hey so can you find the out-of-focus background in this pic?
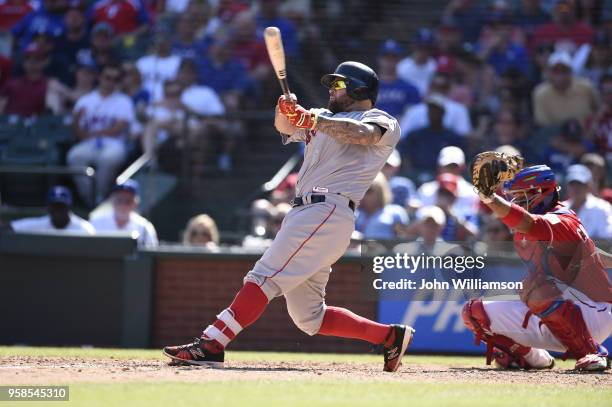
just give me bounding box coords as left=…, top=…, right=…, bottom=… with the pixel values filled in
left=0, top=0, right=610, bottom=354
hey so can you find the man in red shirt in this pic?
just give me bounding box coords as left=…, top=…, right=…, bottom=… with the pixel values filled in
left=0, top=0, right=34, bottom=31
left=90, top=0, right=150, bottom=36
left=463, top=165, right=611, bottom=371
left=231, top=11, right=271, bottom=82
left=0, top=43, right=48, bottom=117
left=532, top=0, right=594, bottom=52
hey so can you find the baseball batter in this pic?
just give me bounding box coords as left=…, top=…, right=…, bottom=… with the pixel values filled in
left=464, top=163, right=612, bottom=371
left=163, top=61, right=414, bottom=372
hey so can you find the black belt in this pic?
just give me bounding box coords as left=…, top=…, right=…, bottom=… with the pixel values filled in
left=290, top=194, right=355, bottom=211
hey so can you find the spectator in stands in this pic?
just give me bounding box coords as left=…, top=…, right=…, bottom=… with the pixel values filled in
left=182, top=213, right=220, bottom=250
left=400, top=94, right=464, bottom=175
left=563, top=164, right=612, bottom=239
left=494, top=67, right=531, bottom=117
left=434, top=173, right=478, bottom=241
left=416, top=146, right=479, bottom=222
left=188, top=0, right=219, bottom=42
left=381, top=149, right=416, bottom=208
left=587, top=73, right=612, bottom=160
left=0, top=43, right=48, bottom=117
left=514, top=0, right=551, bottom=41
left=68, top=63, right=135, bottom=205
left=90, top=0, right=150, bottom=37
left=10, top=186, right=95, bottom=235
left=533, top=51, right=600, bottom=127
left=29, top=27, right=68, bottom=84
left=256, top=0, right=299, bottom=57
left=11, top=0, right=66, bottom=51
left=90, top=180, right=158, bottom=247
left=196, top=35, right=253, bottom=111
left=397, top=28, right=437, bottom=97
left=376, top=40, right=420, bottom=120
left=76, top=22, right=121, bottom=70
left=242, top=202, right=291, bottom=249
left=0, top=0, right=33, bottom=32
left=46, top=52, right=98, bottom=114
left=441, top=0, right=487, bottom=43
left=543, top=119, right=593, bottom=173
left=121, top=61, right=149, bottom=127
left=0, top=56, right=11, bottom=88
left=450, top=44, right=496, bottom=112
left=479, top=109, right=533, bottom=161
left=232, top=11, right=273, bottom=83
left=355, top=173, right=409, bottom=240
left=532, top=0, right=594, bottom=53
left=580, top=153, right=612, bottom=201
left=576, top=31, right=611, bottom=86
left=137, top=26, right=182, bottom=102
left=404, top=205, right=451, bottom=254
left=176, top=58, right=221, bottom=116
left=437, top=21, right=462, bottom=59
left=478, top=13, right=529, bottom=77
left=142, top=79, right=189, bottom=169
left=55, top=3, right=90, bottom=79
left=171, top=14, right=210, bottom=61
left=400, top=72, right=472, bottom=138
left=175, top=58, right=232, bottom=171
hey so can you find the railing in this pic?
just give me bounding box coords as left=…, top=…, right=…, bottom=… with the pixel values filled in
left=0, top=165, right=96, bottom=211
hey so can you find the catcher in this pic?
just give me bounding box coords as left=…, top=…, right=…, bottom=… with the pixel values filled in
left=464, top=152, right=612, bottom=371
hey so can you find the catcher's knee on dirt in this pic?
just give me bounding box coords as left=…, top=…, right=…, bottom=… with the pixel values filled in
left=462, top=299, right=531, bottom=365
left=285, top=294, right=326, bottom=336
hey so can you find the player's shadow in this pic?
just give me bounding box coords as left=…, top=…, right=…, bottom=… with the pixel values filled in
left=168, top=363, right=309, bottom=372
left=448, top=366, right=529, bottom=373
left=222, top=366, right=311, bottom=372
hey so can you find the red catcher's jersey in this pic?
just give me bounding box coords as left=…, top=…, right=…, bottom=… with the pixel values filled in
left=513, top=203, right=612, bottom=303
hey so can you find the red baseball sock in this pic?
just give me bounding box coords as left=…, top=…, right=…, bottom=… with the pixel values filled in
left=203, top=282, right=269, bottom=353
left=318, top=306, right=393, bottom=345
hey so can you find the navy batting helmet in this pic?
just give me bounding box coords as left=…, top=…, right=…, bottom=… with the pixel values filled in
left=321, top=61, right=379, bottom=105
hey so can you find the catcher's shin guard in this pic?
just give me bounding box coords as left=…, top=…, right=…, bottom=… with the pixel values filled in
left=462, top=299, right=533, bottom=367
left=527, top=299, right=600, bottom=360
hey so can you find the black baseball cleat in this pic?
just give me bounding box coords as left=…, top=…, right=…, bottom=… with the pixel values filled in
left=383, top=324, right=415, bottom=372
left=162, top=337, right=224, bottom=368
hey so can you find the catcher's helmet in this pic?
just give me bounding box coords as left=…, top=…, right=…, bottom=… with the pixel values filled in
left=504, top=165, right=558, bottom=214
left=321, top=61, right=379, bottom=104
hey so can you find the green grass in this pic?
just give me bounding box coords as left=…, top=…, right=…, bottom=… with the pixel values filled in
left=8, top=382, right=612, bottom=407
left=1, top=347, right=608, bottom=407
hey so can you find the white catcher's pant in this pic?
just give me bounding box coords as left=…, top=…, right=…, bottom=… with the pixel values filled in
left=244, top=193, right=355, bottom=336
left=484, top=287, right=612, bottom=353
left=67, top=137, right=127, bottom=204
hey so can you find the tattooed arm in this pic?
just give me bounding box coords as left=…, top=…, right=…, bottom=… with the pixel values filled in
left=314, top=115, right=383, bottom=145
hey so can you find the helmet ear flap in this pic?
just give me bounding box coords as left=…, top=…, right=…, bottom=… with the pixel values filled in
left=349, top=85, right=369, bottom=100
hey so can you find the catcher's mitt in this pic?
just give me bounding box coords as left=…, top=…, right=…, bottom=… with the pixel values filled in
left=470, top=151, right=524, bottom=198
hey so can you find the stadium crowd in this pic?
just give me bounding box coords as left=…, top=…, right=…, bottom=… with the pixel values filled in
left=1, top=0, right=611, bottom=245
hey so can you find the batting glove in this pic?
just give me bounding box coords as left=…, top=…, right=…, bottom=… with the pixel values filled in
left=284, top=104, right=318, bottom=130
left=277, top=94, right=297, bottom=115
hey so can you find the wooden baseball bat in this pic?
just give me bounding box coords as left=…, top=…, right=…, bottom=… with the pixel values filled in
left=264, top=26, right=291, bottom=97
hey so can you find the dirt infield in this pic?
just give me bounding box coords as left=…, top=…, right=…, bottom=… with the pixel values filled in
left=1, top=355, right=610, bottom=386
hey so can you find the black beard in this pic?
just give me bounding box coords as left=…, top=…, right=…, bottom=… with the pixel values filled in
left=328, top=98, right=349, bottom=113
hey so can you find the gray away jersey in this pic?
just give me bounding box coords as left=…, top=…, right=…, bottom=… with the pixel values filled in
left=282, top=108, right=401, bottom=205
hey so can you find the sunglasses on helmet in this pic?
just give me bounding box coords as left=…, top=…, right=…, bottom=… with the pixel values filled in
left=331, top=80, right=347, bottom=90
